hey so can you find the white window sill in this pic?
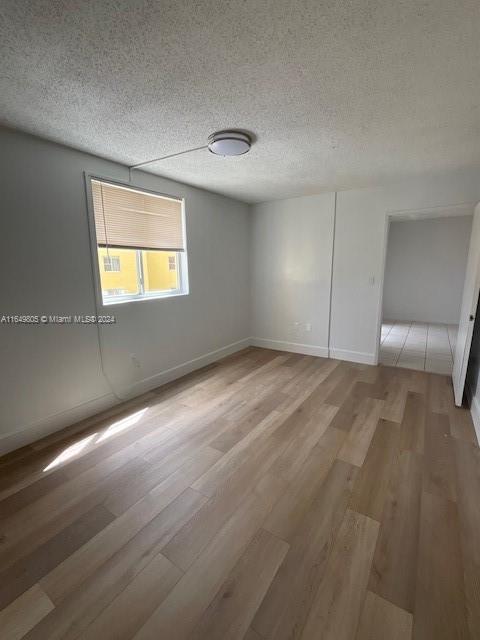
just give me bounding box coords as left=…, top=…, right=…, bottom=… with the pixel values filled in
left=101, top=291, right=189, bottom=307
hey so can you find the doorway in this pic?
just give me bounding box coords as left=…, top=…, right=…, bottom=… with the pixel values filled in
left=379, top=207, right=473, bottom=374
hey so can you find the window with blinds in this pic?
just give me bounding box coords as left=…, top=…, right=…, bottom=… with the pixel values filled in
left=90, top=178, right=188, bottom=304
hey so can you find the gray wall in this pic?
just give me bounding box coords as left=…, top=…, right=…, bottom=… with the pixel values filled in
left=0, top=128, right=251, bottom=453
left=383, top=216, right=472, bottom=324
left=250, top=193, right=335, bottom=356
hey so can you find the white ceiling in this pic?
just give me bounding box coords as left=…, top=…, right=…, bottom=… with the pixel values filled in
left=1, top=0, right=479, bottom=203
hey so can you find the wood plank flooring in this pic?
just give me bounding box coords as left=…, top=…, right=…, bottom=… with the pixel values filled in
left=0, top=347, right=479, bottom=639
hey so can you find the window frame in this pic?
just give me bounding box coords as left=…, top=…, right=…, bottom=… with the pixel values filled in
left=84, top=173, right=189, bottom=307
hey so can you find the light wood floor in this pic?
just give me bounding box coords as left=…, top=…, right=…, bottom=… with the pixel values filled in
left=0, top=347, right=479, bottom=640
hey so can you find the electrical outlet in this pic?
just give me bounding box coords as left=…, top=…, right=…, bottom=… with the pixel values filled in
left=305, top=322, right=312, bottom=332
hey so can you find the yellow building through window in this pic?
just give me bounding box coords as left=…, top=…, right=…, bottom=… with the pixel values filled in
left=97, top=247, right=179, bottom=299
left=142, top=250, right=179, bottom=293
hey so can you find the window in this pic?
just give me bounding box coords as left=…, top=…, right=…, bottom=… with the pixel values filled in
left=90, top=179, right=188, bottom=304
left=103, top=255, right=121, bottom=272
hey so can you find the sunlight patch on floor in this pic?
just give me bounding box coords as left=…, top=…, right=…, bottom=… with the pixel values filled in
left=42, top=407, right=149, bottom=472
left=96, top=408, right=149, bottom=444
left=43, top=433, right=98, bottom=471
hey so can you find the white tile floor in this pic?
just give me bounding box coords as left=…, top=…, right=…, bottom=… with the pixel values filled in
left=380, top=320, right=458, bottom=374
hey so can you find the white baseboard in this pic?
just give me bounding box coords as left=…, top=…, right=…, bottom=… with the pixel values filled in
left=469, top=392, right=480, bottom=446
left=250, top=338, right=376, bottom=365
left=329, top=348, right=377, bottom=365
left=250, top=337, right=329, bottom=358
left=0, top=337, right=251, bottom=457
left=117, top=338, right=251, bottom=398
left=0, top=393, right=118, bottom=457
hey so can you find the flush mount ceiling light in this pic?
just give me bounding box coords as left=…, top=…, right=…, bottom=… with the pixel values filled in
left=129, top=129, right=253, bottom=175
left=207, top=131, right=252, bottom=156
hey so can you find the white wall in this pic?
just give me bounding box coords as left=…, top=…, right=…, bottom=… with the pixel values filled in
left=0, top=128, right=251, bottom=454
left=250, top=193, right=335, bottom=356
left=382, top=216, right=472, bottom=325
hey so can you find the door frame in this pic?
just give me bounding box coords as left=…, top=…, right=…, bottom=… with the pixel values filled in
left=375, top=202, right=476, bottom=366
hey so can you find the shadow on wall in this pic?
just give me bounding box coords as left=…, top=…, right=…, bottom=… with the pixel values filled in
left=466, top=292, right=480, bottom=403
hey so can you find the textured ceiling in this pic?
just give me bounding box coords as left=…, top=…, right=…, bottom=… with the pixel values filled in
left=1, top=0, right=479, bottom=203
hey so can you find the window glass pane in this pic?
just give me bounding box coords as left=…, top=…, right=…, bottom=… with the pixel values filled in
left=97, top=247, right=139, bottom=298
left=142, top=250, right=179, bottom=293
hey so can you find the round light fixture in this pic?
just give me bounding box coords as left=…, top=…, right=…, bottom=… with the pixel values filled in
left=208, top=130, right=252, bottom=156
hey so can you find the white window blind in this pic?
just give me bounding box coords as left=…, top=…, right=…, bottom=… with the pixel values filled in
left=91, top=179, right=185, bottom=251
